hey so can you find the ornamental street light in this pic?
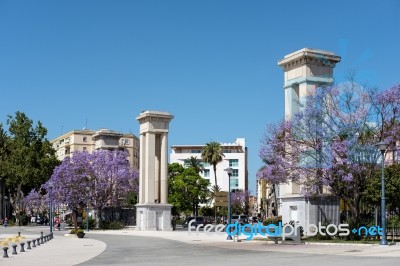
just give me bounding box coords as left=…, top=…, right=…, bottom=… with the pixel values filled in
left=225, top=167, right=233, bottom=240
left=86, top=186, right=90, bottom=232
left=48, top=182, right=54, bottom=234
left=375, top=141, right=389, bottom=246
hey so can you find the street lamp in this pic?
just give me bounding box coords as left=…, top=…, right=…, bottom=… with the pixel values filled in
left=86, top=186, right=90, bottom=232
left=375, top=141, right=389, bottom=246
left=48, top=182, right=54, bottom=234
left=225, top=167, right=233, bottom=240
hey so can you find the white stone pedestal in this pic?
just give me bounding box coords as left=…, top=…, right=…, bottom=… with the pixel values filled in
left=136, top=204, right=172, bottom=231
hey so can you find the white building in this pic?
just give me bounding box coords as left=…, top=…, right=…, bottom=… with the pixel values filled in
left=170, top=138, right=248, bottom=193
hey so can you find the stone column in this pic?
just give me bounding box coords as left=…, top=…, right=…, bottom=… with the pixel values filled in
left=160, top=133, right=168, bottom=204
left=135, top=111, right=174, bottom=231
left=139, top=134, right=146, bottom=204
left=145, top=132, right=155, bottom=204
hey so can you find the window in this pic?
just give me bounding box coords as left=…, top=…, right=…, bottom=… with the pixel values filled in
left=83, top=147, right=87, bottom=151
left=232, top=169, right=239, bottom=177
left=204, top=169, right=210, bottom=177
left=83, top=137, right=87, bottom=142
left=230, top=178, right=239, bottom=187
left=203, top=162, right=210, bottom=167
left=191, top=149, right=201, bottom=153
left=120, top=139, right=130, bottom=145
left=229, top=159, right=238, bottom=167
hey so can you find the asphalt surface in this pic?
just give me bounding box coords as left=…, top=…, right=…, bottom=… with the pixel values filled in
left=2, top=225, right=400, bottom=266
left=79, top=233, right=400, bottom=266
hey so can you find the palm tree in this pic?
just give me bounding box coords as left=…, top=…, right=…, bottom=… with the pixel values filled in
left=184, top=156, right=205, bottom=174
left=201, top=141, right=224, bottom=189
left=202, top=142, right=224, bottom=223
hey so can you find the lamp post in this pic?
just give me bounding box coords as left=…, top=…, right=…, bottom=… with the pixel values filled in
left=375, top=141, right=389, bottom=246
left=225, top=167, right=233, bottom=240
left=48, top=182, right=54, bottom=234
left=86, top=186, right=90, bottom=232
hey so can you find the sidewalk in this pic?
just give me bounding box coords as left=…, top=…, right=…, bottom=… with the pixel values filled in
left=0, top=227, right=105, bottom=266
left=1, top=225, right=400, bottom=266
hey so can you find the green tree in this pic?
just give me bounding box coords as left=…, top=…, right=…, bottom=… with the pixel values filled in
left=4, top=112, right=59, bottom=221
left=364, top=163, right=400, bottom=214
left=0, top=124, right=10, bottom=219
left=201, top=141, right=224, bottom=189
left=184, top=156, right=204, bottom=174
left=168, top=163, right=209, bottom=215
left=201, top=142, right=224, bottom=223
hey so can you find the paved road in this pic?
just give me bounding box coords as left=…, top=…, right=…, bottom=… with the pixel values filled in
left=2, top=226, right=400, bottom=266
left=79, top=233, right=400, bottom=266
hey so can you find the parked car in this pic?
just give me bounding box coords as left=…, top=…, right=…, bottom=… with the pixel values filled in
left=35, top=216, right=45, bottom=225
left=251, top=216, right=258, bottom=223
left=182, top=216, right=205, bottom=228
left=231, top=214, right=248, bottom=225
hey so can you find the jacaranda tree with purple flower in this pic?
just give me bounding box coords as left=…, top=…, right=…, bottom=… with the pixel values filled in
left=259, top=79, right=400, bottom=219
left=23, top=189, right=48, bottom=218
left=230, top=190, right=250, bottom=215
left=44, top=150, right=138, bottom=229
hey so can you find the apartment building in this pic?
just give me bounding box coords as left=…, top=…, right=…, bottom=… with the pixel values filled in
left=51, top=128, right=140, bottom=170
left=170, top=138, right=248, bottom=193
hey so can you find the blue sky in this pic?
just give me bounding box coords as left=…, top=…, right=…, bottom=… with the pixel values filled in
left=1, top=0, right=399, bottom=195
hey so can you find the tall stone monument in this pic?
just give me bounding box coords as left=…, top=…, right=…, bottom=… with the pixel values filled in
left=277, top=48, right=341, bottom=234
left=136, top=110, right=174, bottom=231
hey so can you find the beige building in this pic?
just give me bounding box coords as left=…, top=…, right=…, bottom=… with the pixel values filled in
left=51, top=128, right=140, bottom=169
left=256, top=178, right=278, bottom=218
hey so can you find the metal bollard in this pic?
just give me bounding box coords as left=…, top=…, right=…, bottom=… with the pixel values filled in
left=40, top=236, right=44, bottom=244
left=20, top=242, right=25, bottom=252
left=27, top=240, right=32, bottom=249
left=32, top=239, right=36, bottom=247
left=3, top=247, right=9, bottom=258
left=12, top=244, right=17, bottom=255
left=37, top=238, right=41, bottom=246
left=44, top=235, right=47, bottom=243
left=18, top=232, right=21, bottom=237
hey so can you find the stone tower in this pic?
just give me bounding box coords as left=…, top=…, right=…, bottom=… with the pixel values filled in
left=136, top=110, right=174, bottom=231
left=278, top=48, right=341, bottom=120
left=277, top=48, right=341, bottom=234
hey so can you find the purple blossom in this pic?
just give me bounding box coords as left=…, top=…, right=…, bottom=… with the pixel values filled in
left=46, top=150, right=138, bottom=211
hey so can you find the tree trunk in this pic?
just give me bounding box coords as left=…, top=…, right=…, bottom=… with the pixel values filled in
left=72, top=211, right=78, bottom=233
left=0, top=181, right=3, bottom=220
left=273, top=184, right=278, bottom=217
left=213, top=164, right=218, bottom=188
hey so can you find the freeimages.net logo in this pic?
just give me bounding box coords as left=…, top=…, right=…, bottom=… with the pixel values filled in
left=188, top=220, right=383, bottom=241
